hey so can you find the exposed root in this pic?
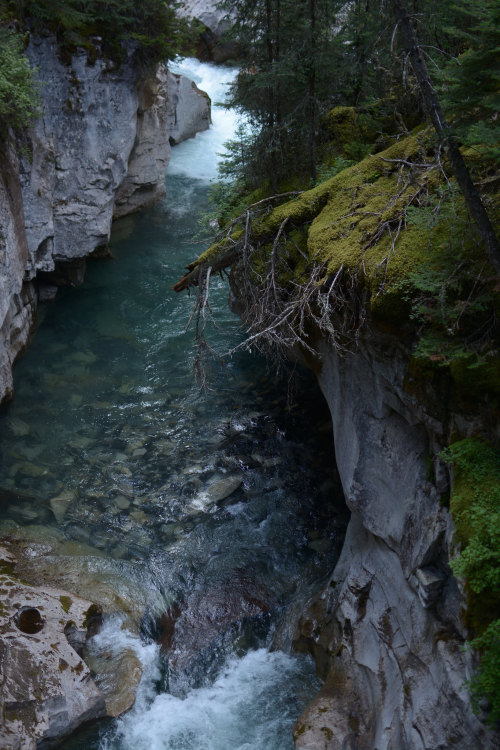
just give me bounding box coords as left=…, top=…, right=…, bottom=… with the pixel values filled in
left=174, top=152, right=449, bottom=379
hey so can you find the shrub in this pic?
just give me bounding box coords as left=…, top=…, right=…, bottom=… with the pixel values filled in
left=442, top=438, right=500, bottom=723
left=0, top=25, right=39, bottom=130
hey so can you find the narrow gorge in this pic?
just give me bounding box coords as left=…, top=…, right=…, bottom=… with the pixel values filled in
left=1, top=4, right=500, bottom=750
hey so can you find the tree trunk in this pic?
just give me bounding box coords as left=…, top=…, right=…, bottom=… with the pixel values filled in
left=308, top=0, right=317, bottom=181
left=393, top=0, right=500, bottom=273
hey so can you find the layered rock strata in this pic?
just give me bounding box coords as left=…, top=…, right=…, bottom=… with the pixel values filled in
left=0, top=36, right=210, bottom=405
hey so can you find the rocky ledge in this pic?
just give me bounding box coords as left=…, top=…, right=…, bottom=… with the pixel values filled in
left=0, top=540, right=146, bottom=748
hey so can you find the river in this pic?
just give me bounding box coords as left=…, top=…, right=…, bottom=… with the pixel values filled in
left=0, top=59, right=346, bottom=749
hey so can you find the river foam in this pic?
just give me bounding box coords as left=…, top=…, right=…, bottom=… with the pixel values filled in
left=100, top=644, right=318, bottom=750
left=167, top=58, right=240, bottom=181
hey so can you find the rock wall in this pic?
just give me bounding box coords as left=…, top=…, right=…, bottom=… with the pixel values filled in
left=0, top=36, right=210, bottom=406
left=179, top=0, right=229, bottom=36
left=0, top=144, right=37, bottom=405
left=178, top=0, right=237, bottom=62
left=293, top=331, right=499, bottom=749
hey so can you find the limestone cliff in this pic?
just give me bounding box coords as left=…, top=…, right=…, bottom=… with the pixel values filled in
left=0, top=544, right=106, bottom=749
left=292, top=331, right=498, bottom=749
left=0, top=36, right=210, bottom=405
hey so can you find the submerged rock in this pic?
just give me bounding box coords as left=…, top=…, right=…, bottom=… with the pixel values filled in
left=205, top=475, right=243, bottom=502
left=49, top=489, right=77, bottom=523
left=157, top=572, right=275, bottom=688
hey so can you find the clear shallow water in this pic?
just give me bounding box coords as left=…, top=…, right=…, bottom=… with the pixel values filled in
left=0, top=60, right=345, bottom=749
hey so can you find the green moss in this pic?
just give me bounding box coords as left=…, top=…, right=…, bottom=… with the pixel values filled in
left=83, top=602, right=102, bottom=629
left=321, top=726, right=334, bottom=741
left=193, top=229, right=243, bottom=269
left=72, top=661, right=84, bottom=675
left=307, top=132, right=433, bottom=310
left=188, top=126, right=497, bottom=375
left=0, top=560, right=15, bottom=576
left=322, top=106, right=363, bottom=155
left=59, top=595, right=72, bottom=614
left=443, top=438, right=500, bottom=722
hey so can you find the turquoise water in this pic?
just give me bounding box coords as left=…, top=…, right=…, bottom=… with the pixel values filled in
left=0, top=61, right=345, bottom=749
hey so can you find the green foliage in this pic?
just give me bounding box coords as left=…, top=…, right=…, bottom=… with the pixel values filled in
left=442, top=438, right=500, bottom=722
left=219, top=0, right=348, bottom=189
left=0, top=25, right=39, bottom=130
left=314, top=156, right=354, bottom=186
left=467, top=621, right=500, bottom=723
left=439, top=0, right=500, bottom=165
left=217, top=0, right=479, bottom=195
left=399, top=183, right=498, bottom=365
left=0, top=0, right=193, bottom=66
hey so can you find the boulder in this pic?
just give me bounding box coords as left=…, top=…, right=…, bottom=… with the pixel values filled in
left=0, top=544, right=106, bottom=749
left=156, top=572, right=275, bottom=690
left=166, top=72, right=211, bottom=146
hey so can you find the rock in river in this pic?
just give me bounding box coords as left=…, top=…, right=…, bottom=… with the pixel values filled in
left=205, top=475, right=243, bottom=503
left=0, top=544, right=106, bottom=749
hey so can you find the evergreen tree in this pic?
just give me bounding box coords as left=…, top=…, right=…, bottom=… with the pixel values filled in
left=390, top=0, right=500, bottom=271
left=220, top=0, right=344, bottom=190
left=440, top=0, right=500, bottom=165
left=0, top=0, right=191, bottom=65
left=0, top=25, right=39, bottom=131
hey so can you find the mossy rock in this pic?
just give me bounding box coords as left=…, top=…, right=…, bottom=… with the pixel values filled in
left=321, top=106, right=364, bottom=156
left=307, top=131, right=439, bottom=318
left=193, top=131, right=447, bottom=323
left=444, top=438, right=500, bottom=635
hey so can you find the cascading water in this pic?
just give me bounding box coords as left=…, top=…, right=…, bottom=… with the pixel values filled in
left=0, top=60, right=346, bottom=749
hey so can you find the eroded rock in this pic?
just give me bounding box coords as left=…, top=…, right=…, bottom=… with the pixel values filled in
left=0, top=544, right=106, bottom=749
left=291, top=332, right=499, bottom=749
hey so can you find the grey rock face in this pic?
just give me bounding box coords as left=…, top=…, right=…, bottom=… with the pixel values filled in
left=166, top=71, right=211, bottom=146
left=22, top=38, right=140, bottom=271
left=0, top=143, right=37, bottom=404
left=0, top=37, right=210, bottom=405
left=178, top=0, right=230, bottom=35
left=115, top=66, right=209, bottom=217
left=178, top=0, right=237, bottom=62
left=293, top=333, right=499, bottom=749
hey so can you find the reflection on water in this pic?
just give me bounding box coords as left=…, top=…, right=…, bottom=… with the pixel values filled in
left=0, top=60, right=346, bottom=749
